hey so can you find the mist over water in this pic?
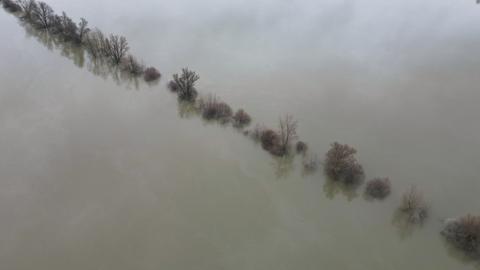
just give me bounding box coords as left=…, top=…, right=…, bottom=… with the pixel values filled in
left=1, top=0, right=480, bottom=269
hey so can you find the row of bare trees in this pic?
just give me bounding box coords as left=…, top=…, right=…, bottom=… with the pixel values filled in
left=2, top=0, right=160, bottom=82
left=168, top=69, right=307, bottom=160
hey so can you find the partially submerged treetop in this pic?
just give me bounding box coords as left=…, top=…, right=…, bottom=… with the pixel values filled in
left=278, top=114, right=298, bottom=155
left=324, top=142, right=364, bottom=184
left=106, top=34, right=129, bottom=64
left=399, top=186, right=428, bottom=224
left=442, top=215, right=480, bottom=257
left=172, top=68, right=200, bottom=101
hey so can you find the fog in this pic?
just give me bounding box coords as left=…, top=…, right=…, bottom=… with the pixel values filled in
left=1, top=0, right=480, bottom=269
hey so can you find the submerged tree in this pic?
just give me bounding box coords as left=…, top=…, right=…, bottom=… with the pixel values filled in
left=143, top=67, right=161, bottom=82
left=198, top=94, right=232, bottom=122
left=120, top=54, right=144, bottom=76
left=442, top=215, right=480, bottom=258
left=278, top=114, right=298, bottom=155
left=31, top=1, right=53, bottom=28
left=105, top=34, right=129, bottom=64
left=302, top=154, right=319, bottom=174
left=76, top=18, right=89, bottom=44
left=3, top=0, right=152, bottom=90
left=399, top=186, right=428, bottom=224
left=296, top=141, right=308, bottom=155
left=15, top=0, right=36, bottom=18
left=84, top=28, right=105, bottom=58
left=365, top=177, right=391, bottom=199
left=3, top=0, right=22, bottom=12
left=61, top=12, right=78, bottom=41
left=171, top=68, right=200, bottom=101
left=324, top=142, right=364, bottom=185
left=232, top=109, right=251, bottom=128
left=260, top=129, right=280, bottom=154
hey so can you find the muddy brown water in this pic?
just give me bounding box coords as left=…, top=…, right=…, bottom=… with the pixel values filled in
left=1, top=0, right=480, bottom=269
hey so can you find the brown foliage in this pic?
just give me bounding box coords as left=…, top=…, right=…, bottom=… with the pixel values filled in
left=232, top=109, right=251, bottom=128
left=260, top=129, right=281, bottom=155
left=365, top=177, right=391, bottom=199
left=120, top=55, right=144, bottom=76
left=442, top=215, right=480, bottom=257
left=324, top=142, right=364, bottom=184
left=167, top=80, right=179, bottom=92
left=143, top=67, right=161, bottom=82
left=198, top=95, right=232, bottom=122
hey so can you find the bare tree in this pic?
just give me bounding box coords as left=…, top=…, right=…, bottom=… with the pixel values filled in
left=15, top=0, right=37, bottom=19
left=106, top=34, right=129, bottom=64
left=58, top=12, right=78, bottom=41
left=120, top=54, right=144, bottom=76
left=31, top=1, right=53, bottom=28
left=84, top=28, right=105, bottom=58
left=278, top=114, right=298, bottom=154
left=76, top=18, right=89, bottom=44
left=399, top=186, right=428, bottom=224
left=172, top=68, right=200, bottom=101
left=84, top=29, right=100, bottom=58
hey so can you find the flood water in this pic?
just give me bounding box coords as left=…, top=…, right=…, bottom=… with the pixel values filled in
left=1, top=0, right=480, bottom=269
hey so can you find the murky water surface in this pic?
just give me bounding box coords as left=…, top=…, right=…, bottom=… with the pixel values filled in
left=1, top=0, right=480, bottom=269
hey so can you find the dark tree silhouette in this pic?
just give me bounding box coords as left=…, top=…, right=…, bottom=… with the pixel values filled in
left=278, top=114, right=298, bottom=155
left=143, top=67, right=161, bottom=82
left=120, top=54, right=144, bottom=76
left=51, top=12, right=78, bottom=41
left=15, top=0, right=36, bottom=17
left=296, top=141, right=308, bottom=155
left=105, top=34, right=129, bottom=64
left=232, top=109, right=251, bottom=128
left=324, top=142, right=364, bottom=184
left=365, top=177, right=391, bottom=199
left=2, top=0, right=22, bottom=12
left=171, top=68, right=199, bottom=101
left=31, top=1, right=53, bottom=28
left=76, top=18, right=89, bottom=43
left=2, top=0, right=18, bottom=11
left=3, top=0, right=150, bottom=90
left=260, top=129, right=282, bottom=155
